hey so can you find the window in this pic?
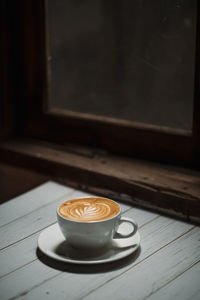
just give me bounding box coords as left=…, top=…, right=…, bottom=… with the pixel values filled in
left=49, top=0, right=195, bottom=131
left=12, top=0, right=200, bottom=167
left=1, top=0, right=200, bottom=221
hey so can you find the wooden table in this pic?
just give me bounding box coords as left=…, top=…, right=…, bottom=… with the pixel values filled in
left=0, top=181, right=200, bottom=300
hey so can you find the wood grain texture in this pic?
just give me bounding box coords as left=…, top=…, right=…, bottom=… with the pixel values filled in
left=0, top=207, right=157, bottom=300
left=0, top=184, right=132, bottom=278
left=0, top=181, right=72, bottom=227
left=0, top=189, right=94, bottom=250
left=0, top=217, right=192, bottom=300
left=0, top=232, right=39, bottom=279
left=0, top=206, right=156, bottom=279
left=146, top=262, right=200, bottom=300
left=10, top=1, right=200, bottom=168
left=1, top=138, right=200, bottom=222
left=83, top=227, right=200, bottom=300
left=0, top=258, right=61, bottom=300
left=0, top=182, right=199, bottom=300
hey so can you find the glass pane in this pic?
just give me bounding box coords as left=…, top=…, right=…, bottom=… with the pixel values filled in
left=48, top=0, right=196, bottom=130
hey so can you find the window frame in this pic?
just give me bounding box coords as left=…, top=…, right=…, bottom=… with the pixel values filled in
left=1, top=0, right=200, bottom=222
left=1, top=0, right=200, bottom=168
left=0, top=0, right=14, bottom=141
left=10, top=0, right=200, bottom=168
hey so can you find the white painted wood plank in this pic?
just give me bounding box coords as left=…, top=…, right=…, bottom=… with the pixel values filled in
left=0, top=232, right=39, bottom=279
left=83, top=227, right=200, bottom=300
left=0, top=189, right=93, bottom=250
left=0, top=181, right=73, bottom=227
left=0, top=207, right=156, bottom=278
left=0, top=199, right=138, bottom=277
left=0, top=185, right=132, bottom=251
left=0, top=259, right=61, bottom=300
left=0, top=179, right=130, bottom=230
left=0, top=217, right=192, bottom=300
left=146, top=262, right=200, bottom=300
left=123, top=207, right=157, bottom=228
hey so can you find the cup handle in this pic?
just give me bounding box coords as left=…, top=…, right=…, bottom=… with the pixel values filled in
left=113, top=217, right=138, bottom=239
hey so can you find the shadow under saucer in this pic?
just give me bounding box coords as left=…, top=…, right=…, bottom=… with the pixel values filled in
left=36, top=246, right=141, bottom=274
left=37, top=222, right=141, bottom=273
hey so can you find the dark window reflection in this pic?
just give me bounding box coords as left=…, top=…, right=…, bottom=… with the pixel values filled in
left=48, top=0, right=196, bottom=130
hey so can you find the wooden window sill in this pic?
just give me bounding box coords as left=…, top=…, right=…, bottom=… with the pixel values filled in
left=0, top=137, right=200, bottom=223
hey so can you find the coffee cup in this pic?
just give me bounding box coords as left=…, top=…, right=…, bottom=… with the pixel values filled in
left=57, top=196, right=138, bottom=250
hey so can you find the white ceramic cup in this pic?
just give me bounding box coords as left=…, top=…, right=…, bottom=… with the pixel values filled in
left=57, top=197, right=138, bottom=250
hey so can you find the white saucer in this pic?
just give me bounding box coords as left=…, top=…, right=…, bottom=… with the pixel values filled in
left=38, top=223, right=140, bottom=265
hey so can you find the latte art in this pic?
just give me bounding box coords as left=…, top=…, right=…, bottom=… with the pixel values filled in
left=59, top=197, right=120, bottom=222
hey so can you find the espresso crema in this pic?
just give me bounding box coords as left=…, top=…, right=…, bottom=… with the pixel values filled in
left=58, top=197, right=120, bottom=222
